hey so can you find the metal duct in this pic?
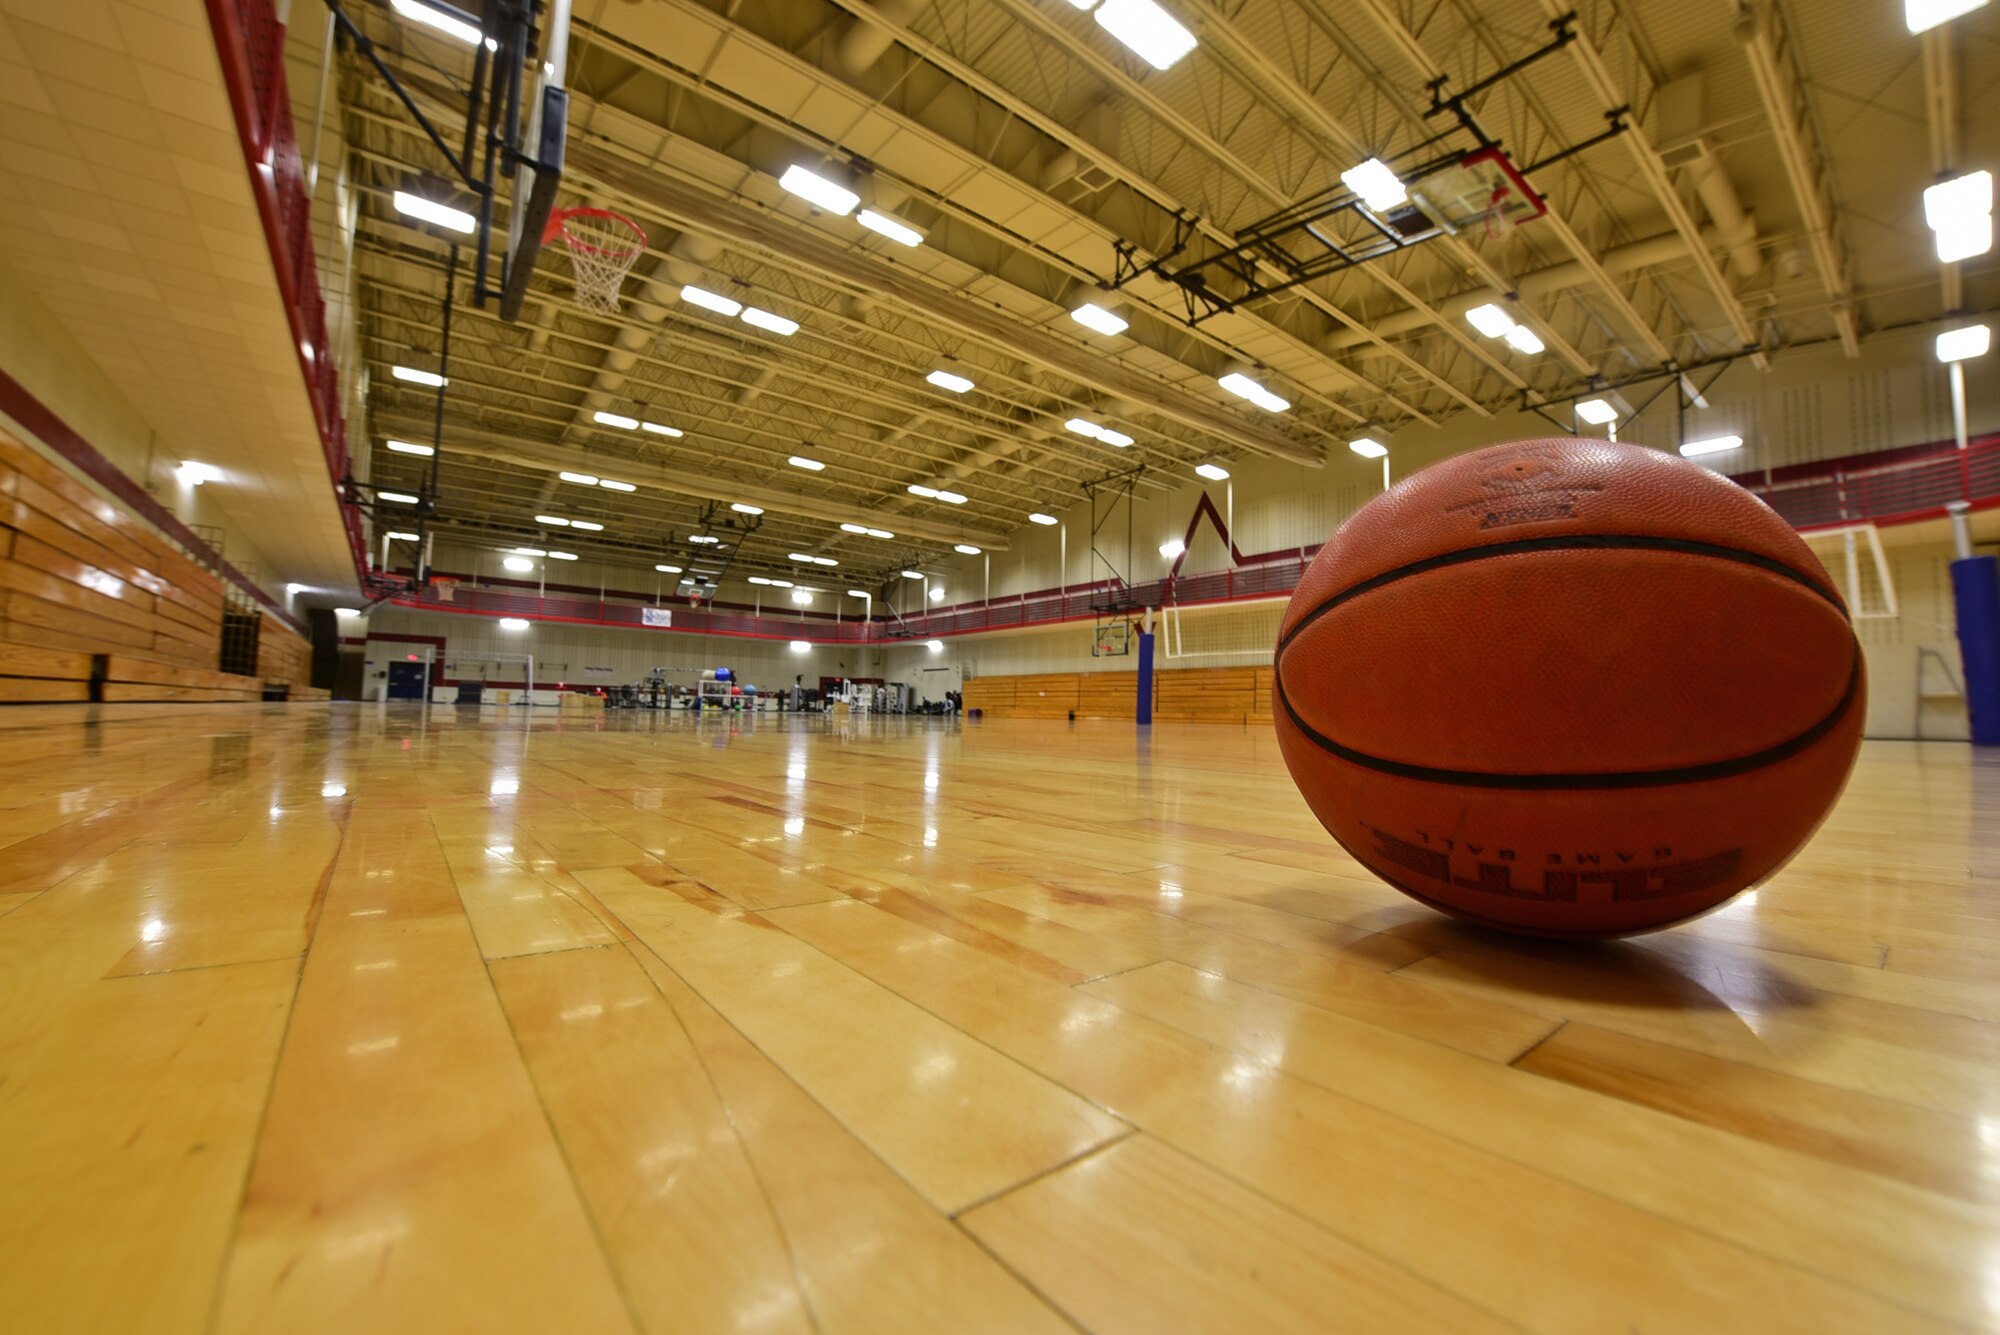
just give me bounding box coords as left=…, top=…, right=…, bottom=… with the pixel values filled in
left=837, top=0, right=926, bottom=76
left=1687, top=146, right=1763, bottom=278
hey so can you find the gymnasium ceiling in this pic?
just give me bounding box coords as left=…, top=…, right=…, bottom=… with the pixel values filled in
left=326, top=0, right=2000, bottom=590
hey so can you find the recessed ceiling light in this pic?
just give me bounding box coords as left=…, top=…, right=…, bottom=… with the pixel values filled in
left=598, top=478, right=636, bottom=492
left=730, top=503, right=764, bottom=515
left=392, top=365, right=446, bottom=388
left=742, top=307, right=800, bottom=336
left=681, top=285, right=743, bottom=316
left=378, top=491, right=419, bottom=503
left=559, top=471, right=599, bottom=485
left=954, top=544, right=981, bottom=555
left=392, top=190, right=475, bottom=234
left=386, top=439, right=434, bottom=456
left=857, top=208, right=924, bottom=246
left=789, top=455, right=825, bottom=470
left=593, top=411, right=639, bottom=430
left=1070, top=302, right=1128, bottom=336
left=779, top=164, right=860, bottom=215
left=926, top=369, right=975, bottom=394
left=1029, top=512, right=1058, bottom=525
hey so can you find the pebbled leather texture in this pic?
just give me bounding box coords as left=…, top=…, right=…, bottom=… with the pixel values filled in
left=1273, top=438, right=1867, bottom=937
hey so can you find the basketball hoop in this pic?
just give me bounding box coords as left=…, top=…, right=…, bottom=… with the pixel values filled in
left=544, top=207, right=647, bottom=314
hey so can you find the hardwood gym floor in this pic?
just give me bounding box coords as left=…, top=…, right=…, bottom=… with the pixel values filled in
left=0, top=703, right=1993, bottom=1333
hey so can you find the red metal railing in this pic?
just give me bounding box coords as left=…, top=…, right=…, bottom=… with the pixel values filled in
left=1733, top=434, right=2000, bottom=530
left=206, top=0, right=370, bottom=588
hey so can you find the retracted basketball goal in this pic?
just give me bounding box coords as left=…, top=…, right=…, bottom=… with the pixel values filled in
left=1801, top=524, right=1899, bottom=619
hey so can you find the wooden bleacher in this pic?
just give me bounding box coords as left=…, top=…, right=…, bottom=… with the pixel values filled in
left=0, top=427, right=322, bottom=704
left=964, top=665, right=1278, bottom=724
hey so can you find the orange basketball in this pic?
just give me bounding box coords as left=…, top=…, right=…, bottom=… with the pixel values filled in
left=1274, top=438, right=1865, bottom=938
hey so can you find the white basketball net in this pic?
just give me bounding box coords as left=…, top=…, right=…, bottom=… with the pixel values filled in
left=553, top=209, right=645, bottom=314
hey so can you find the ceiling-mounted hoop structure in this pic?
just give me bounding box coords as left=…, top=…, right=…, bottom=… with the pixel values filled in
left=544, top=207, right=648, bottom=314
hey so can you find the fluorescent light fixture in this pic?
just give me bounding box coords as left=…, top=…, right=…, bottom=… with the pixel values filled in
left=907, top=483, right=940, bottom=498
left=1574, top=398, right=1619, bottom=425
left=1465, top=302, right=1517, bottom=338
left=928, top=586, right=945, bottom=601
left=1029, top=512, right=1058, bottom=525
left=902, top=570, right=926, bottom=579
left=1937, top=323, right=1992, bottom=362
left=812, top=556, right=839, bottom=567
left=1065, top=417, right=1104, bottom=439
left=378, top=491, right=419, bottom=503
left=1218, top=371, right=1289, bottom=412
left=598, top=478, right=636, bottom=492
left=789, top=455, right=825, bottom=471
left=839, top=523, right=868, bottom=534
left=592, top=411, right=639, bottom=430
left=334, top=607, right=360, bottom=617
left=1158, top=538, right=1186, bottom=560
left=388, top=0, right=492, bottom=49
left=655, top=564, right=682, bottom=573
left=1092, top=0, right=1198, bottom=70
left=770, top=579, right=793, bottom=588
left=392, top=365, right=446, bottom=387
left=789, top=552, right=816, bottom=563
left=286, top=583, right=305, bottom=595
left=936, top=490, right=968, bottom=505
left=569, top=520, right=604, bottom=532
left=177, top=460, right=222, bottom=485
left=559, top=471, right=599, bottom=485
left=857, top=209, right=924, bottom=246
left=1679, top=435, right=1744, bottom=458
left=386, top=439, right=434, bottom=456
left=547, top=551, right=578, bottom=560
left=503, top=557, right=535, bottom=573
left=866, top=528, right=893, bottom=539
left=499, top=618, right=529, bottom=631
left=1194, top=459, right=1230, bottom=480
left=689, top=534, right=721, bottom=544
left=1096, top=428, right=1134, bottom=448
left=847, top=589, right=870, bottom=598
left=385, top=531, right=420, bottom=541
left=1341, top=157, right=1407, bottom=211
left=1504, top=325, right=1545, bottom=355
left=926, top=639, right=944, bottom=653
left=1925, top=170, right=1993, bottom=262
left=641, top=421, right=683, bottom=438
left=927, top=369, right=975, bottom=393
left=730, top=503, right=764, bottom=515
left=535, top=514, right=570, bottom=526
left=1348, top=437, right=1388, bottom=459
left=779, top=164, right=860, bottom=215
left=742, top=307, right=800, bottom=336
left=680, top=285, right=742, bottom=316
left=954, top=544, right=981, bottom=555
left=790, top=640, right=812, bottom=653
left=1907, top=0, right=1988, bottom=34
left=392, top=190, right=475, bottom=234
left=1070, top=302, right=1128, bottom=336
left=791, top=589, right=814, bottom=605
left=748, top=576, right=772, bottom=585
left=513, top=547, right=546, bottom=556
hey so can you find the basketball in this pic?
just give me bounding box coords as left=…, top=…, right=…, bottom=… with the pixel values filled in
left=1274, top=438, right=1866, bottom=938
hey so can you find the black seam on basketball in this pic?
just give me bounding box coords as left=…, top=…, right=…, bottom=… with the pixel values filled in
left=1272, top=639, right=1861, bottom=791
left=1277, top=535, right=1848, bottom=657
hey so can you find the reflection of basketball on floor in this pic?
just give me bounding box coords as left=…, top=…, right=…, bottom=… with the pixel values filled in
left=1274, top=438, right=1867, bottom=938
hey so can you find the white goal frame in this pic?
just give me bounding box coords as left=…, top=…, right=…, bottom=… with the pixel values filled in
left=1803, top=524, right=1899, bottom=619
left=1159, top=597, right=1289, bottom=660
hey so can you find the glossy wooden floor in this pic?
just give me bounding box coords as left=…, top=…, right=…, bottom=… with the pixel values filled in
left=0, top=702, right=1995, bottom=1333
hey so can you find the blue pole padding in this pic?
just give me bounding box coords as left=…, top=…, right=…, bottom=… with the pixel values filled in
left=1136, top=631, right=1155, bottom=726
left=1952, top=554, right=2000, bottom=745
